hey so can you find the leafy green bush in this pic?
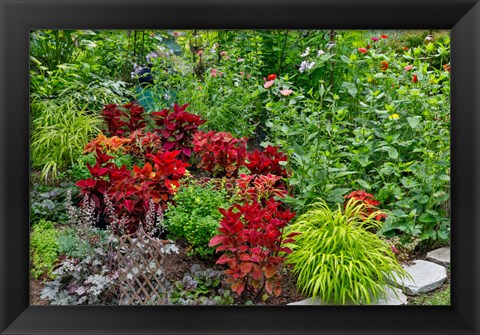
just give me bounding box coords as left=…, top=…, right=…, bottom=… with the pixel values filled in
left=31, top=99, right=102, bottom=181
left=286, top=199, right=409, bottom=305
left=164, top=178, right=232, bottom=258
left=30, top=220, right=59, bottom=280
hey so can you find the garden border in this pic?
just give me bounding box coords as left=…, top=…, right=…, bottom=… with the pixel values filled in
left=1, top=0, right=479, bottom=334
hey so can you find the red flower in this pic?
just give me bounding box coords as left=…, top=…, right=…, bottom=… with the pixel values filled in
left=443, top=64, right=451, bottom=72
left=402, top=47, right=409, bottom=51
left=371, top=37, right=379, bottom=42
left=267, top=74, right=277, bottom=81
left=412, top=74, right=418, bottom=83
left=381, top=34, right=388, bottom=39
left=380, top=60, right=389, bottom=71
left=358, top=47, right=368, bottom=54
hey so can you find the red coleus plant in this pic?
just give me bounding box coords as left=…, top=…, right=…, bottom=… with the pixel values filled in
left=344, top=190, right=386, bottom=221
left=82, top=133, right=131, bottom=154
left=245, top=145, right=289, bottom=177
left=101, top=103, right=147, bottom=137
left=236, top=173, right=288, bottom=204
left=76, top=148, right=189, bottom=234
left=193, top=131, right=248, bottom=178
left=209, top=198, right=297, bottom=299
left=127, top=129, right=163, bottom=158
left=151, top=103, right=206, bottom=162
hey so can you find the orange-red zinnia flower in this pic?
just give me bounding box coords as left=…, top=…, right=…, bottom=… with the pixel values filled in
left=267, top=74, right=277, bottom=81
left=381, top=34, right=388, bottom=39
left=412, top=74, right=418, bottom=83
left=380, top=60, right=389, bottom=71
left=358, top=48, right=368, bottom=54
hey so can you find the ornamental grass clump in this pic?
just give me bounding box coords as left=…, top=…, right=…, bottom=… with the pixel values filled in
left=286, top=198, right=409, bottom=305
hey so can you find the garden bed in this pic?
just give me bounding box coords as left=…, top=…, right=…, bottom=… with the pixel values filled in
left=29, top=29, right=451, bottom=306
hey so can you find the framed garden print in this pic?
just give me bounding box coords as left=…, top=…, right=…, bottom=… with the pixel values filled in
left=1, top=0, right=479, bottom=334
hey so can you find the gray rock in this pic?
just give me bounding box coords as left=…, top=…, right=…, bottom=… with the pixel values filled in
left=390, top=260, right=447, bottom=295
left=287, top=286, right=407, bottom=305
left=426, top=247, right=450, bottom=267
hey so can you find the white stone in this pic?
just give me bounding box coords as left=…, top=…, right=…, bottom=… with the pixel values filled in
left=426, top=247, right=450, bottom=267
left=390, top=260, right=447, bottom=295
left=287, top=286, right=407, bottom=305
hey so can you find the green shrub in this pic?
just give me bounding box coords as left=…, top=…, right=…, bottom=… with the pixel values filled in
left=286, top=199, right=409, bottom=305
left=30, top=220, right=59, bottom=280
left=164, top=178, right=232, bottom=258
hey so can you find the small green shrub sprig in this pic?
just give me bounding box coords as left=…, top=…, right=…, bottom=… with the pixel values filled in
left=30, top=219, right=60, bottom=280
left=164, top=178, right=232, bottom=258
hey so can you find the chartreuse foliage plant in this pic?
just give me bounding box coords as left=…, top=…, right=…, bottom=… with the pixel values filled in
left=30, top=219, right=60, bottom=280
left=164, top=178, right=232, bottom=258
left=286, top=199, right=409, bottom=305
left=31, top=99, right=102, bottom=181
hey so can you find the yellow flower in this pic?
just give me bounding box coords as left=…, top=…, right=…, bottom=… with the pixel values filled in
left=388, top=114, right=400, bottom=120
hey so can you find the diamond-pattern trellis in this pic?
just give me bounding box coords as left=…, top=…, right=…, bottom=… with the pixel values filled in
left=118, top=226, right=167, bottom=305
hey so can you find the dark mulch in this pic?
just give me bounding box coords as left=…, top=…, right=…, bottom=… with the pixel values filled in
left=30, top=278, right=50, bottom=305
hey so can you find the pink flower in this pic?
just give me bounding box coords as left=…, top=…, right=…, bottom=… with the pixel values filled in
left=358, top=48, right=368, bottom=54
left=211, top=68, right=218, bottom=77
left=196, top=50, right=203, bottom=55
left=371, top=37, right=379, bottom=42
left=239, top=71, right=244, bottom=75
left=220, top=51, right=227, bottom=56
left=390, top=244, right=398, bottom=254
left=237, top=58, right=245, bottom=62
left=263, top=80, right=275, bottom=89
left=173, top=31, right=181, bottom=37
left=280, top=89, right=293, bottom=96
left=404, top=65, right=414, bottom=71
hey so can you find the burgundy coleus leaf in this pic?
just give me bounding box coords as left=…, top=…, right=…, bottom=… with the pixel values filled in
left=76, top=178, right=97, bottom=188
left=181, top=146, right=191, bottom=157
left=209, top=235, right=228, bottom=247
left=216, top=254, right=235, bottom=265
left=163, top=142, right=176, bottom=151
left=238, top=253, right=252, bottom=261
left=122, top=199, right=136, bottom=213
left=279, top=247, right=293, bottom=254
left=231, top=281, right=244, bottom=295
left=240, top=262, right=253, bottom=274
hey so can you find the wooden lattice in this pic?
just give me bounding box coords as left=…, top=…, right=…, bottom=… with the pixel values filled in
left=118, top=227, right=167, bottom=305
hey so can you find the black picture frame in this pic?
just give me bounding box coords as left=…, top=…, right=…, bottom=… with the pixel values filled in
left=1, top=0, right=479, bottom=334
